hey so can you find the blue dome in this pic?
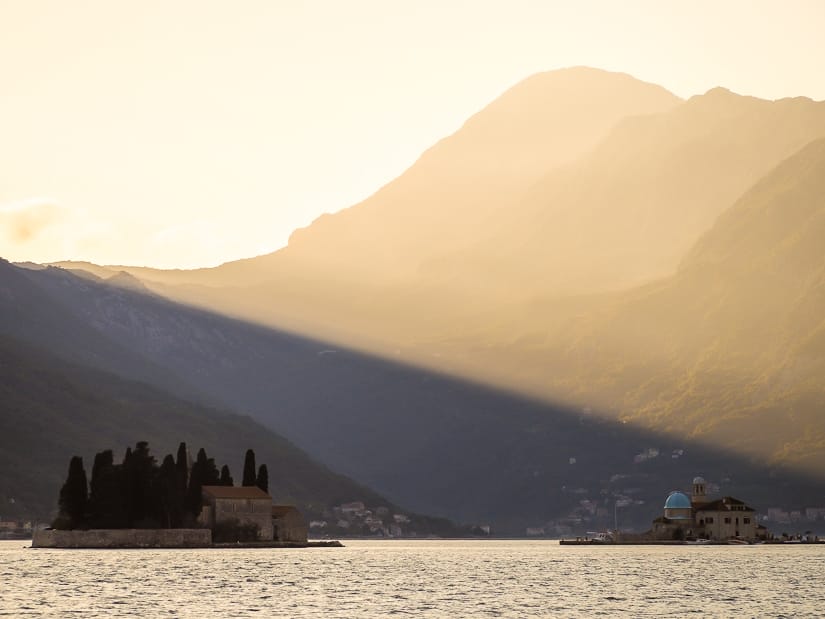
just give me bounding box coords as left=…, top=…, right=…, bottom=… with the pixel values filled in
left=664, top=491, right=691, bottom=509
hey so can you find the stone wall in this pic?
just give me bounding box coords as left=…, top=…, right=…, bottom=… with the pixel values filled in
left=32, top=528, right=211, bottom=548
left=211, top=498, right=273, bottom=541
left=273, top=510, right=308, bottom=543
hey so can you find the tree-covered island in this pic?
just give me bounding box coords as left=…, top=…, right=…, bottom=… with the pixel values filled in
left=54, top=441, right=268, bottom=531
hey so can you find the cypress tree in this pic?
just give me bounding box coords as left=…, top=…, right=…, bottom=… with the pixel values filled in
left=219, top=465, right=234, bottom=486
left=203, top=457, right=221, bottom=486
left=56, top=456, right=88, bottom=529
left=121, top=446, right=134, bottom=524
left=126, top=441, right=157, bottom=527
left=256, top=464, right=269, bottom=494
left=88, top=450, right=116, bottom=527
left=156, top=454, right=179, bottom=528
left=185, top=448, right=209, bottom=520
left=176, top=442, right=189, bottom=486
left=242, top=449, right=257, bottom=486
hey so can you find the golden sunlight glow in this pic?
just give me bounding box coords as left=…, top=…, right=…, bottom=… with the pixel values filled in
left=1, top=0, right=824, bottom=267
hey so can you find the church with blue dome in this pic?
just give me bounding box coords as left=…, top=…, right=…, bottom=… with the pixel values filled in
left=649, top=477, right=764, bottom=541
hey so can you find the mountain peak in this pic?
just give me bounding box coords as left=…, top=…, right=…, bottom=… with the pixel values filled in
left=703, top=86, right=737, bottom=97
left=106, top=271, right=151, bottom=293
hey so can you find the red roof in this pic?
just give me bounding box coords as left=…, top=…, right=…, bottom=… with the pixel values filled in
left=202, top=485, right=271, bottom=500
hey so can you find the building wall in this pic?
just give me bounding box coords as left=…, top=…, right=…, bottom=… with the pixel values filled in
left=209, top=497, right=273, bottom=540
left=273, top=511, right=308, bottom=543
left=32, top=529, right=211, bottom=548
left=697, top=510, right=756, bottom=540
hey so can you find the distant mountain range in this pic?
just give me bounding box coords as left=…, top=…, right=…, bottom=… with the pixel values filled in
left=2, top=259, right=822, bottom=533
left=7, top=67, right=825, bottom=532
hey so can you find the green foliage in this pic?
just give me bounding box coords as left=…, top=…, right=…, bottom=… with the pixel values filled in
left=219, top=465, right=234, bottom=486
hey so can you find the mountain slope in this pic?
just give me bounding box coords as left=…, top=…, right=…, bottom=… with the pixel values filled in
left=101, top=79, right=825, bottom=372
left=455, top=88, right=825, bottom=295
left=0, top=259, right=201, bottom=402
left=91, top=67, right=678, bottom=291
left=454, top=138, right=825, bottom=469
left=0, top=335, right=392, bottom=522
left=5, top=261, right=824, bottom=532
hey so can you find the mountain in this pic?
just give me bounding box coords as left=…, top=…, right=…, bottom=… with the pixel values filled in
left=4, top=260, right=824, bottom=533
left=446, top=137, right=825, bottom=471
left=83, top=67, right=678, bottom=291
left=0, top=334, right=392, bottom=523
left=0, top=259, right=200, bottom=402
left=453, top=88, right=825, bottom=296
left=12, top=70, right=825, bottom=531
left=94, top=77, right=825, bottom=372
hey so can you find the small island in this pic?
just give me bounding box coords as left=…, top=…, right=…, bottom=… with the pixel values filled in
left=559, top=476, right=823, bottom=545
left=33, top=441, right=339, bottom=548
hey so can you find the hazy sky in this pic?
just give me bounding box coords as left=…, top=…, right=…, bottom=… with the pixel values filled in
left=2, top=0, right=824, bottom=268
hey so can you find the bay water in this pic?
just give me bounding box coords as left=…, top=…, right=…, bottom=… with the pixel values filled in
left=2, top=539, right=823, bottom=617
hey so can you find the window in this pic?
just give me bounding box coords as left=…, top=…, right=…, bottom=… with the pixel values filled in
left=724, top=517, right=731, bottom=524
left=705, top=517, right=714, bottom=524
left=743, top=518, right=751, bottom=524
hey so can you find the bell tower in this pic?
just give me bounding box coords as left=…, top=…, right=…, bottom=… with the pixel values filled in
left=691, top=476, right=707, bottom=505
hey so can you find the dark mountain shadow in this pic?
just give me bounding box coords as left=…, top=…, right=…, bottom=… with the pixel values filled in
left=4, top=259, right=825, bottom=534
left=0, top=334, right=395, bottom=524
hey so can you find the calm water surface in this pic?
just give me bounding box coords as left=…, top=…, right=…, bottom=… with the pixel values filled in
left=1, top=539, right=823, bottom=617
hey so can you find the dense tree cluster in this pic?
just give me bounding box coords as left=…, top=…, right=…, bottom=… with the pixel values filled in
left=53, top=442, right=267, bottom=530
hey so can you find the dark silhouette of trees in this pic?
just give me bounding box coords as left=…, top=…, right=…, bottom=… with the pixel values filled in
left=156, top=454, right=182, bottom=528
left=126, top=441, right=157, bottom=527
left=88, top=449, right=124, bottom=528
left=52, top=442, right=269, bottom=529
left=186, top=448, right=209, bottom=520
left=175, top=442, right=189, bottom=524
left=204, top=457, right=221, bottom=486
left=242, top=449, right=257, bottom=486
left=55, top=456, right=88, bottom=529
left=256, top=464, right=269, bottom=494
left=186, top=448, right=220, bottom=519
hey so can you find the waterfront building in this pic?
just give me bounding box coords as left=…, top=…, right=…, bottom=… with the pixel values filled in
left=272, top=505, right=308, bottom=543
left=650, top=477, right=761, bottom=541
left=200, top=485, right=275, bottom=541
left=200, top=486, right=309, bottom=543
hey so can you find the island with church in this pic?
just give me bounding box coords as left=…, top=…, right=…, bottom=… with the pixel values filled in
left=563, top=476, right=782, bottom=545
left=32, top=441, right=338, bottom=548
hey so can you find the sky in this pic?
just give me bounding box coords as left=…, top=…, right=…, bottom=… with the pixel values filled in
left=1, top=0, right=824, bottom=269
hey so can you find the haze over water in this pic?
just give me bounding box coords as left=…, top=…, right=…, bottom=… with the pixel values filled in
left=3, top=540, right=824, bottom=617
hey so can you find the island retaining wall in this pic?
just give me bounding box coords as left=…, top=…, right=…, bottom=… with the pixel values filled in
left=32, top=528, right=211, bottom=548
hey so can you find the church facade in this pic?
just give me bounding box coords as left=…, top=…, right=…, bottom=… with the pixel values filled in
left=650, top=477, right=762, bottom=541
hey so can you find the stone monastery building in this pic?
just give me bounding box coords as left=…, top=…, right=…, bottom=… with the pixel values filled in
left=200, top=485, right=307, bottom=543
